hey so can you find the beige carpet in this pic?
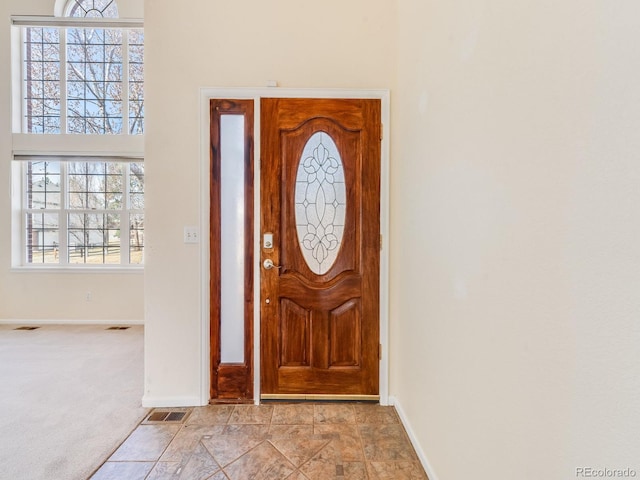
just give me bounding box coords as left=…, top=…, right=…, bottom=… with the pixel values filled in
left=0, top=324, right=148, bottom=480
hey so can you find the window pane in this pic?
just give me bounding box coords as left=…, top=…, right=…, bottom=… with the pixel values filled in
left=26, top=161, right=61, bottom=209
left=129, top=213, right=144, bottom=264
left=107, top=63, right=123, bottom=82
left=105, top=100, right=121, bottom=116
left=67, top=162, right=123, bottom=210
left=128, top=29, right=144, bottom=134
left=43, top=116, right=61, bottom=133
left=220, top=115, right=246, bottom=362
left=24, top=27, right=61, bottom=133
left=68, top=213, right=121, bottom=264
left=22, top=159, right=143, bottom=266
left=106, top=174, right=122, bottom=192
left=88, top=193, right=105, bottom=210
left=26, top=213, right=59, bottom=264
left=66, top=28, right=123, bottom=134
left=129, top=163, right=144, bottom=209
left=106, top=193, right=122, bottom=209
left=21, top=16, right=142, bottom=136
left=87, top=62, right=105, bottom=81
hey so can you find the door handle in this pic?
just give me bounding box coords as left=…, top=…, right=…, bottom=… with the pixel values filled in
left=263, top=259, right=282, bottom=270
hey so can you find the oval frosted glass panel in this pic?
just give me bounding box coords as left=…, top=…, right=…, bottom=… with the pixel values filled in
left=295, top=132, right=346, bottom=275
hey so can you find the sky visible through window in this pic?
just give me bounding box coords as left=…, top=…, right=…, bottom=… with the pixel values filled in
left=19, top=0, right=144, bottom=267
left=23, top=0, right=144, bottom=134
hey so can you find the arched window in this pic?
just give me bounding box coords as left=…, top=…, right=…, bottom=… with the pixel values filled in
left=67, top=0, right=119, bottom=18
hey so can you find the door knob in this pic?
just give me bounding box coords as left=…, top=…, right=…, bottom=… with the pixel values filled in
left=263, top=259, right=281, bottom=270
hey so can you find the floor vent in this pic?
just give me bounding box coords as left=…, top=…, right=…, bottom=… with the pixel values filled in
left=14, top=326, right=40, bottom=331
left=143, top=408, right=191, bottom=424
left=106, top=326, right=131, bottom=330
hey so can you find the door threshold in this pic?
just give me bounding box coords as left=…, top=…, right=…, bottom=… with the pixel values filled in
left=209, top=398, right=254, bottom=405
left=261, top=393, right=380, bottom=402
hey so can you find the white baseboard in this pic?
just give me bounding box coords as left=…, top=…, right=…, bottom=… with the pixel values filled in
left=389, top=395, right=440, bottom=480
left=0, top=319, right=144, bottom=325
left=141, top=395, right=205, bottom=408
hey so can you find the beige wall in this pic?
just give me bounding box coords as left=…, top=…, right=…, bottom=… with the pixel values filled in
left=142, top=0, right=397, bottom=403
left=3, top=0, right=638, bottom=477
left=392, top=0, right=640, bottom=478
left=145, top=0, right=640, bottom=476
left=0, top=0, right=144, bottom=322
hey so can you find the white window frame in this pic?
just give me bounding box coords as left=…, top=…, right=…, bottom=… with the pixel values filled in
left=19, top=157, right=143, bottom=267
left=12, top=156, right=144, bottom=271
left=11, top=16, right=144, bottom=136
left=9, top=12, right=144, bottom=272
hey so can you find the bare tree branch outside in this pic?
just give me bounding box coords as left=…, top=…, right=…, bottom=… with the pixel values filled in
left=21, top=0, right=144, bottom=265
left=26, top=161, right=144, bottom=265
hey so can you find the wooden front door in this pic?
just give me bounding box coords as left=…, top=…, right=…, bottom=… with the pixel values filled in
left=260, top=98, right=381, bottom=398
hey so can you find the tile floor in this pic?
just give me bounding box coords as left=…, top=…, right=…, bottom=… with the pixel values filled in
left=90, top=403, right=428, bottom=480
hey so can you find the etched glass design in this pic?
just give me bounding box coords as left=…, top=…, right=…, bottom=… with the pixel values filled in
left=295, top=132, right=346, bottom=274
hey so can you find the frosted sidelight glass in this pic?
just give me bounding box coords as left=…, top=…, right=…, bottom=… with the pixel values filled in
left=220, top=115, right=245, bottom=363
left=294, top=132, right=346, bottom=275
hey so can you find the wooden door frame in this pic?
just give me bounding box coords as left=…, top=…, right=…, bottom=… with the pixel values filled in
left=199, top=87, right=390, bottom=406
left=209, top=99, right=254, bottom=402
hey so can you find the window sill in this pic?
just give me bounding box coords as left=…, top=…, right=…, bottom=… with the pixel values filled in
left=11, top=266, right=144, bottom=274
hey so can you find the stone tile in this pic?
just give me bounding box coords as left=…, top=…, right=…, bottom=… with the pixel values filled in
left=272, top=404, right=314, bottom=425
left=269, top=435, right=331, bottom=467
left=368, top=461, right=429, bottom=479
left=201, top=432, right=266, bottom=468
left=315, top=424, right=364, bottom=461
left=224, top=441, right=296, bottom=480
left=146, top=461, right=181, bottom=479
left=209, top=472, right=230, bottom=480
left=178, top=443, right=222, bottom=480
left=91, top=403, right=425, bottom=480
left=109, top=424, right=181, bottom=462
left=160, top=425, right=224, bottom=463
left=228, top=405, right=274, bottom=424
left=314, top=404, right=356, bottom=424
left=298, top=440, right=342, bottom=480
left=90, top=461, right=155, bottom=480
left=187, top=405, right=234, bottom=425
left=224, top=424, right=270, bottom=436
left=269, top=424, right=315, bottom=437
left=343, top=461, right=368, bottom=479
left=359, top=424, right=417, bottom=462
left=354, top=405, right=399, bottom=425
left=286, top=471, right=310, bottom=480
